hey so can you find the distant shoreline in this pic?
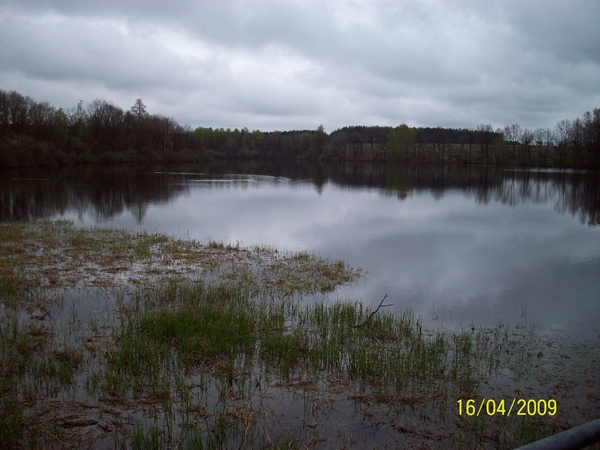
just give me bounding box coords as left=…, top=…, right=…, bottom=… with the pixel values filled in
left=2, top=89, right=599, bottom=170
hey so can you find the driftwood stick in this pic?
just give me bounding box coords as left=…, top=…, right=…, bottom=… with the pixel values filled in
left=353, top=294, right=392, bottom=328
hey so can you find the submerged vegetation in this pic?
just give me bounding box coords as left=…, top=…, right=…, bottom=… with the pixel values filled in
left=1, top=89, right=600, bottom=168
left=1, top=221, right=599, bottom=448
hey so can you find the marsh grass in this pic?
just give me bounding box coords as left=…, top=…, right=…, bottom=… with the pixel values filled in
left=96, top=280, right=566, bottom=448
left=0, top=303, right=89, bottom=447
left=1, top=220, right=598, bottom=449
left=105, top=284, right=466, bottom=399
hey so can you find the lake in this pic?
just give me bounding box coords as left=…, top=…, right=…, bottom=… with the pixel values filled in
left=2, top=160, right=599, bottom=338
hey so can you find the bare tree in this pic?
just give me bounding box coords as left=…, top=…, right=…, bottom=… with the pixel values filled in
left=477, top=124, right=494, bottom=164
left=503, top=123, right=522, bottom=163
left=51, top=108, right=69, bottom=149
left=554, top=120, right=570, bottom=166
left=543, top=128, right=554, bottom=166
left=28, top=101, right=55, bottom=140
left=432, top=127, right=446, bottom=164
left=465, top=128, right=476, bottom=165
left=533, top=128, right=546, bottom=166
left=0, top=90, right=10, bottom=132
left=87, top=99, right=125, bottom=151
left=521, top=128, right=534, bottom=165
left=568, top=118, right=584, bottom=168
left=7, top=91, right=30, bottom=134
left=583, top=109, right=600, bottom=167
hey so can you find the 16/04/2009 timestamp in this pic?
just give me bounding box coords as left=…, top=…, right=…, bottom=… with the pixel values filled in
left=457, top=399, right=557, bottom=417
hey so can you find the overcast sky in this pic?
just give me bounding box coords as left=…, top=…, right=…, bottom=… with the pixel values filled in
left=1, top=0, right=599, bottom=132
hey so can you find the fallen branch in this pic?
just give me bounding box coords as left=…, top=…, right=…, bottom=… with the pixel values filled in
left=353, top=294, right=393, bottom=328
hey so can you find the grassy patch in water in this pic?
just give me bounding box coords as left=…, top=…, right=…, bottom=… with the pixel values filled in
left=103, top=282, right=506, bottom=414
left=0, top=220, right=362, bottom=292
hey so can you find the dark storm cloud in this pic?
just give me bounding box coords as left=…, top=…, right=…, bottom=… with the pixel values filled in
left=1, top=0, right=599, bottom=131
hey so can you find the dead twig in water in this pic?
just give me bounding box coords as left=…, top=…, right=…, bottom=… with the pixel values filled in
left=353, top=294, right=393, bottom=328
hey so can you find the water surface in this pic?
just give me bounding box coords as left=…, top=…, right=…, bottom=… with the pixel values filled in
left=2, top=161, right=599, bottom=337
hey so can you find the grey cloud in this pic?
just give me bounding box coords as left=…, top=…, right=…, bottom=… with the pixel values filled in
left=1, top=0, right=599, bottom=131
left=506, top=0, right=600, bottom=64
left=2, top=16, right=202, bottom=90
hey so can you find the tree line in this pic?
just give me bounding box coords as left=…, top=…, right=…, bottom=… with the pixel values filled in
left=1, top=89, right=599, bottom=169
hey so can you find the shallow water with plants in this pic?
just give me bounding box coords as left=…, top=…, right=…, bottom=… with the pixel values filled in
left=1, top=220, right=598, bottom=449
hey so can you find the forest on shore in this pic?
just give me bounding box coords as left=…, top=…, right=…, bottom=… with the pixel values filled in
left=1, top=89, right=599, bottom=169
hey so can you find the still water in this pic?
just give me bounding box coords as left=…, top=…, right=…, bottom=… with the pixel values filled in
left=2, top=161, right=599, bottom=337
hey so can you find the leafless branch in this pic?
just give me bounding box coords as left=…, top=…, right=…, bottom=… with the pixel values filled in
left=353, top=294, right=392, bottom=328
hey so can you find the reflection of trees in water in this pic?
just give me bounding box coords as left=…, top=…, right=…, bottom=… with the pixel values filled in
left=85, top=170, right=184, bottom=223
left=319, top=163, right=599, bottom=226
left=0, top=166, right=190, bottom=223
left=492, top=170, right=600, bottom=226
left=0, top=173, right=68, bottom=221
left=0, top=162, right=598, bottom=226
left=321, top=162, right=504, bottom=204
left=552, top=173, right=599, bottom=226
